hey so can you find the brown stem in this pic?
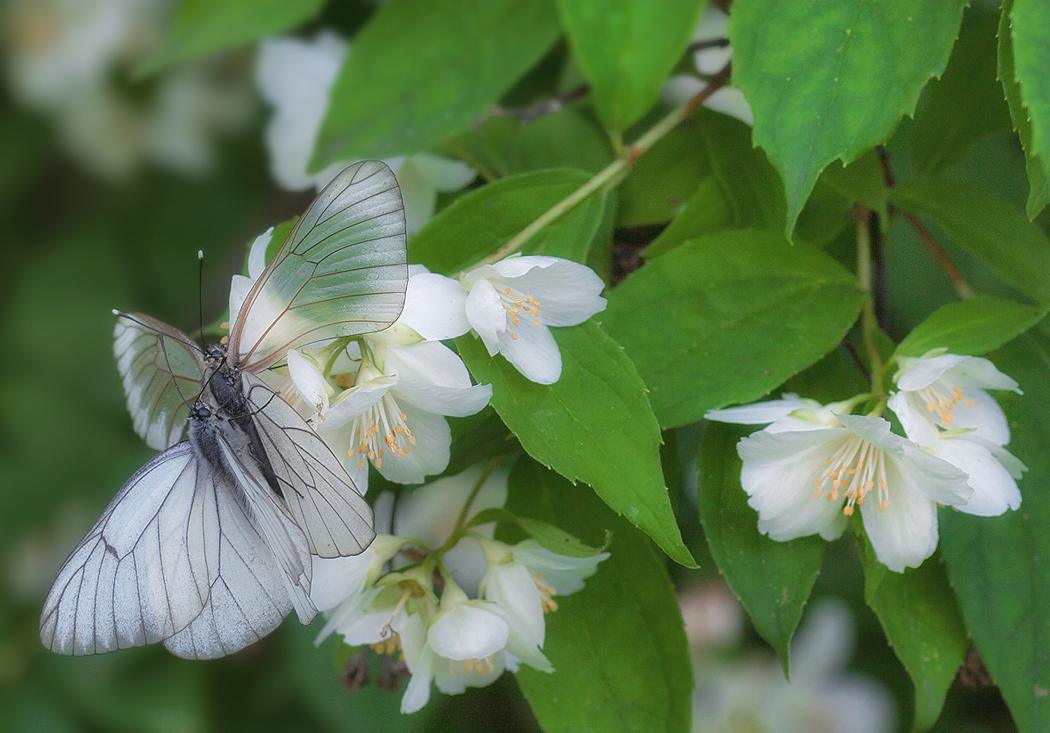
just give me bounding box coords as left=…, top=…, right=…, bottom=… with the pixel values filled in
left=902, top=212, right=976, bottom=299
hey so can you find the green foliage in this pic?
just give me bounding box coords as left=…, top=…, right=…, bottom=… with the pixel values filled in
left=138, top=0, right=324, bottom=74
left=314, top=0, right=561, bottom=165
left=894, top=295, right=1045, bottom=359
left=556, top=0, right=706, bottom=134
left=697, top=422, right=823, bottom=672
left=603, top=230, right=864, bottom=428
left=509, top=460, right=692, bottom=733
left=457, top=324, right=695, bottom=568
left=730, top=0, right=967, bottom=235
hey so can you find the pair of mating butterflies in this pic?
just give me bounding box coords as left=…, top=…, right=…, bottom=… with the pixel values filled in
left=39, top=161, right=407, bottom=659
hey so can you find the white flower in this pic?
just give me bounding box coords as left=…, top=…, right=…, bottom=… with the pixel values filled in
left=660, top=5, right=754, bottom=125
left=479, top=538, right=609, bottom=673
left=925, top=431, right=1025, bottom=517
left=459, top=255, right=607, bottom=384
left=888, top=351, right=1021, bottom=447
left=255, top=33, right=475, bottom=232
left=709, top=399, right=973, bottom=572
left=691, top=598, right=896, bottom=733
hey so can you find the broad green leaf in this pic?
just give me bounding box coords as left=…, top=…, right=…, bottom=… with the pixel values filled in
left=891, top=177, right=1050, bottom=306
left=697, top=422, right=823, bottom=670
left=314, top=0, right=560, bottom=164
left=467, top=507, right=609, bottom=558
left=730, top=0, right=968, bottom=235
left=509, top=108, right=615, bottom=175
left=820, top=150, right=888, bottom=221
left=617, top=126, right=712, bottom=226
left=894, top=294, right=1045, bottom=359
left=860, top=543, right=969, bottom=731
left=456, top=322, right=695, bottom=567
left=1000, top=0, right=1050, bottom=219
left=644, top=109, right=787, bottom=258
left=138, top=0, right=324, bottom=74
left=447, top=407, right=520, bottom=477
left=603, top=230, right=865, bottom=428
left=999, top=0, right=1050, bottom=218
left=911, top=9, right=1013, bottom=175
left=1013, top=0, right=1050, bottom=206
left=940, top=326, right=1050, bottom=733
left=409, top=169, right=605, bottom=274
left=793, top=181, right=852, bottom=250
left=556, top=0, right=706, bottom=133
left=509, top=460, right=692, bottom=733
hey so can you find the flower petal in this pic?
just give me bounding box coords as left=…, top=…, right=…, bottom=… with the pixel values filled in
left=505, top=258, right=607, bottom=327
left=395, top=272, right=470, bottom=340
left=464, top=278, right=506, bottom=354
left=410, top=153, right=477, bottom=192
left=945, top=356, right=1022, bottom=393
left=887, top=391, right=941, bottom=447
left=895, top=353, right=968, bottom=391
left=509, top=540, right=607, bottom=595
left=428, top=603, right=509, bottom=660
left=497, top=319, right=562, bottom=384
left=395, top=465, right=509, bottom=546
left=485, top=563, right=545, bottom=647
left=374, top=403, right=451, bottom=484
left=396, top=613, right=434, bottom=713
left=705, top=394, right=820, bottom=426
left=860, top=471, right=938, bottom=573
left=932, top=437, right=1022, bottom=516
left=286, top=349, right=328, bottom=415
left=323, top=379, right=393, bottom=427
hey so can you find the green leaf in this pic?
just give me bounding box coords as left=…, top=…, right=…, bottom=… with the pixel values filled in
left=819, top=150, right=888, bottom=220
left=1013, top=0, right=1050, bottom=206
left=603, top=230, right=865, bottom=428
left=556, top=0, right=705, bottom=133
left=456, top=322, right=695, bottom=567
left=1000, top=0, right=1050, bottom=219
left=911, top=9, right=1013, bottom=175
left=644, top=109, right=787, bottom=258
left=137, top=0, right=324, bottom=75
left=509, top=108, right=615, bottom=175
left=314, top=0, right=560, bottom=164
left=890, top=177, right=1050, bottom=305
left=616, top=125, right=712, bottom=226
left=409, top=169, right=604, bottom=274
left=940, top=326, right=1050, bottom=733
left=697, top=422, right=823, bottom=670
left=730, top=0, right=968, bottom=235
left=894, top=294, right=1046, bottom=359
left=509, top=460, right=692, bottom=733
left=860, top=543, right=969, bottom=731
left=467, top=507, right=609, bottom=558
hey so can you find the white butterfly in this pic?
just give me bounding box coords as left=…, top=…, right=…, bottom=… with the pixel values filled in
left=39, top=161, right=408, bottom=659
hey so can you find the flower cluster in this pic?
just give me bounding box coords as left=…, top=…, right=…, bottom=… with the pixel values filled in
left=311, top=465, right=609, bottom=713
left=230, top=230, right=606, bottom=492
left=706, top=351, right=1025, bottom=572
left=254, top=32, right=477, bottom=233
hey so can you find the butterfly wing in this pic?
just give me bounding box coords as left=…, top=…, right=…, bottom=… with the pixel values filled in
left=230, top=160, right=409, bottom=372
left=243, top=373, right=376, bottom=558
left=40, top=443, right=216, bottom=655
left=114, top=312, right=207, bottom=450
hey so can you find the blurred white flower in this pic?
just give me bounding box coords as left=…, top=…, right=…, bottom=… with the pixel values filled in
left=4, top=0, right=253, bottom=179
left=255, top=33, right=475, bottom=232
left=691, top=598, right=896, bottom=733
left=708, top=400, right=973, bottom=572
left=661, top=5, right=753, bottom=125
left=459, top=255, right=607, bottom=384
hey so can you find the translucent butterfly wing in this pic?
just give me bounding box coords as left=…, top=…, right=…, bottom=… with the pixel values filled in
left=231, top=160, right=409, bottom=371
left=161, top=456, right=313, bottom=659
left=114, top=313, right=206, bottom=450
left=243, top=374, right=376, bottom=557
left=40, top=444, right=216, bottom=655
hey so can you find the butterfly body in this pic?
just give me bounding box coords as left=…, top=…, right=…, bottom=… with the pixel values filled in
left=41, top=161, right=409, bottom=659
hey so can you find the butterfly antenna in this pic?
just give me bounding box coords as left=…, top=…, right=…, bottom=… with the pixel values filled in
left=197, top=250, right=207, bottom=352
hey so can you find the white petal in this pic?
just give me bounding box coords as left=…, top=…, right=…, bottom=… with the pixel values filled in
left=246, top=227, right=273, bottom=280
left=396, top=272, right=470, bottom=340
left=465, top=278, right=507, bottom=354
left=944, top=388, right=1011, bottom=445
left=434, top=651, right=508, bottom=694
left=310, top=554, right=371, bottom=612
left=393, top=158, right=439, bottom=234
left=409, top=153, right=477, bottom=192
left=932, top=437, right=1022, bottom=516
left=374, top=404, right=450, bottom=485
left=945, top=356, right=1022, bottom=393
left=790, top=598, right=854, bottom=681
left=286, top=349, right=328, bottom=415
left=887, top=391, right=941, bottom=447
left=485, top=563, right=545, bottom=647
left=384, top=340, right=472, bottom=389
left=228, top=273, right=252, bottom=331
left=506, top=258, right=607, bottom=327
left=510, top=540, right=607, bottom=595
left=490, top=255, right=559, bottom=279
left=323, top=379, right=393, bottom=427
left=737, top=429, right=852, bottom=541
left=396, top=614, right=434, bottom=713
left=428, top=604, right=509, bottom=660
left=860, top=477, right=938, bottom=573
left=395, top=466, right=509, bottom=546
left=702, top=87, right=754, bottom=126
left=705, top=394, right=819, bottom=426
left=396, top=379, right=492, bottom=418
left=895, top=353, right=969, bottom=390
left=443, top=536, right=490, bottom=598
left=498, top=320, right=562, bottom=384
